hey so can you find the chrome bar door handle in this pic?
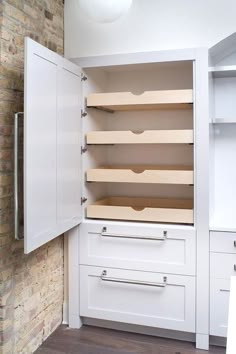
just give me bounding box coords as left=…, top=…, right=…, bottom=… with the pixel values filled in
left=14, top=112, right=24, bottom=241
left=101, top=227, right=167, bottom=241
left=101, top=270, right=167, bottom=288
left=234, top=264, right=236, bottom=272
left=234, top=241, right=236, bottom=247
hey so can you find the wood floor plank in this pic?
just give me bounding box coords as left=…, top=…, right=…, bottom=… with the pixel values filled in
left=35, top=325, right=226, bottom=354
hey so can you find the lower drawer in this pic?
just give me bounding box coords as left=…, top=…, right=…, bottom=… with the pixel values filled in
left=80, top=265, right=196, bottom=333
left=210, top=253, right=236, bottom=279
left=80, top=223, right=196, bottom=275
left=210, top=278, right=230, bottom=337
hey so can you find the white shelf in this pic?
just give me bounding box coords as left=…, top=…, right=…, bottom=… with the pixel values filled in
left=209, top=65, right=236, bottom=78
left=211, top=117, right=236, bottom=124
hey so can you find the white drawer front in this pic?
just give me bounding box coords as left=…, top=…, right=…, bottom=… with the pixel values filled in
left=211, top=253, right=236, bottom=279
left=210, top=278, right=230, bottom=337
left=210, top=231, right=236, bottom=254
left=80, top=265, right=196, bottom=333
left=80, top=223, right=196, bottom=275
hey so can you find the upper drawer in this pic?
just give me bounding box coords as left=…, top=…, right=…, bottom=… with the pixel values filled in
left=80, top=222, right=196, bottom=276
left=210, top=231, right=236, bottom=254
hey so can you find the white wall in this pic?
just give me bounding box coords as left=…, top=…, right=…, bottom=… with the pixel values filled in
left=65, top=0, right=236, bottom=59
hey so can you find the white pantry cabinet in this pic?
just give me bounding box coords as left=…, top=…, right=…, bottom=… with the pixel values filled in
left=22, top=38, right=209, bottom=349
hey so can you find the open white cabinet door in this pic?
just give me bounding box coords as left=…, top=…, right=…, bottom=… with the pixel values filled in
left=24, top=38, right=82, bottom=254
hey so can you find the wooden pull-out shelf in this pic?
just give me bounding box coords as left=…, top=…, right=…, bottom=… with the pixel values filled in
left=87, top=165, right=193, bottom=185
left=86, top=90, right=193, bottom=112
left=86, top=130, right=193, bottom=145
left=87, top=90, right=193, bottom=111
left=87, top=197, right=193, bottom=224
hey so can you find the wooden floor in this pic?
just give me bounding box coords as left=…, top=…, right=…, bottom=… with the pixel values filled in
left=35, top=325, right=226, bottom=354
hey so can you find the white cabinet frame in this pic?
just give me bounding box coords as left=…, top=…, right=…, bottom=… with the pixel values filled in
left=67, top=48, right=209, bottom=350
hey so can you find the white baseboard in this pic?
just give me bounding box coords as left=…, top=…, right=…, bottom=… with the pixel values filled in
left=82, top=317, right=195, bottom=343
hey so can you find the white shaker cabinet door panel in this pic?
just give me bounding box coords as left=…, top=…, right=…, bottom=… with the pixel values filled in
left=24, top=39, right=58, bottom=253
left=210, top=278, right=230, bottom=337
left=24, top=38, right=82, bottom=253
left=80, top=265, right=196, bottom=333
left=57, top=64, right=82, bottom=232
left=80, top=223, right=196, bottom=275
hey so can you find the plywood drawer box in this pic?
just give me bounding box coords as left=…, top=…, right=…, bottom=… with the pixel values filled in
left=86, top=89, right=193, bottom=111
left=86, top=197, right=194, bottom=224
left=80, top=222, right=196, bottom=275
left=86, top=130, right=193, bottom=145
left=86, top=165, right=193, bottom=185
left=80, top=265, right=195, bottom=333
left=210, top=278, right=230, bottom=337
left=210, top=253, right=236, bottom=279
left=210, top=231, right=236, bottom=254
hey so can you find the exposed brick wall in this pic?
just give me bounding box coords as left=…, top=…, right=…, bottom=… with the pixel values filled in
left=0, top=1, right=64, bottom=353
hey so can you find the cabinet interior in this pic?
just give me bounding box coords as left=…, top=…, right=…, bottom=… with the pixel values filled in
left=82, top=61, right=194, bottom=224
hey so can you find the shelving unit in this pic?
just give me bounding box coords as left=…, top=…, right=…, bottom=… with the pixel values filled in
left=85, top=84, right=194, bottom=224
left=87, top=165, right=193, bottom=184
left=87, top=89, right=193, bottom=112
left=86, top=129, right=193, bottom=144
left=87, top=196, right=194, bottom=224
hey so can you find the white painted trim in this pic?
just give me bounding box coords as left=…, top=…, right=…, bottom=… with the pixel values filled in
left=71, top=48, right=200, bottom=68
left=196, top=333, right=210, bottom=350
left=194, top=48, right=210, bottom=350
left=62, top=302, right=68, bottom=325
left=63, top=236, right=68, bottom=325
left=226, top=277, right=236, bottom=354
left=83, top=317, right=196, bottom=343
left=68, top=226, right=83, bottom=329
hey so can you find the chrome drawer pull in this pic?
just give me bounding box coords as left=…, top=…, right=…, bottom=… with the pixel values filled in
left=234, top=241, right=236, bottom=247
left=234, top=264, right=236, bottom=272
left=101, top=270, right=167, bottom=288
left=101, top=227, right=167, bottom=241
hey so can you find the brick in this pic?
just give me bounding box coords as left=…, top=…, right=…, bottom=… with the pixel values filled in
left=44, top=9, right=53, bottom=21
left=0, top=1, right=64, bottom=352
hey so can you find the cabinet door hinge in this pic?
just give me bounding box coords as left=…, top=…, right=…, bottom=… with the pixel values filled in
left=81, top=197, right=87, bottom=205
left=81, top=110, right=87, bottom=118
left=81, top=145, right=87, bottom=154
left=81, top=73, right=87, bottom=81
